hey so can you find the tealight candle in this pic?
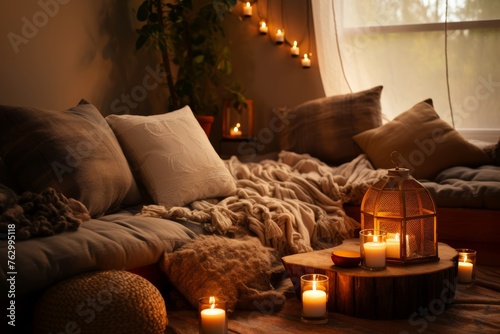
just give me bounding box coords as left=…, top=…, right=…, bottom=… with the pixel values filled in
left=259, top=21, right=268, bottom=34
left=275, top=29, right=284, bottom=44
left=300, top=274, right=328, bottom=324
left=243, top=2, right=252, bottom=17
left=360, top=229, right=387, bottom=270
left=199, top=296, right=227, bottom=334
left=290, top=41, right=299, bottom=57
left=229, top=123, right=242, bottom=137
left=457, top=249, right=476, bottom=284
left=301, top=54, right=311, bottom=68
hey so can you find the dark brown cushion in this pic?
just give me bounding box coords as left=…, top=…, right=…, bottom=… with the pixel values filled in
left=279, top=86, right=383, bottom=165
left=0, top=100, right=141, bottom=217
left=353, top=100, right=492, bottom=180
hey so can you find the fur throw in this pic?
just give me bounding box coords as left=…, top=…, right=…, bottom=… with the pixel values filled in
left=161, top=235, right=286, bottom=313
left=0, top=184, right=90, bottom=240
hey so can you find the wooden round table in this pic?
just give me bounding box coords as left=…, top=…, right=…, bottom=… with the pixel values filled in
left=282, top=239, right=458, bottom=319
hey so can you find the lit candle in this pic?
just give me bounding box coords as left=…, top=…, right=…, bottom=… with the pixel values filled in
left=243, top=2, right=252, bottom=17
left=363, top=240, right=386, bottom=268
left=386, top=233, right=400, bottom=258
left=302, top=281, right=327, bottom=317
left=458, top=255, right=474, bottom=283
left=301, top=53, right=311, bottom=68
left=259, top=20, right=268, bottom=34
left=200, top=296, right=226, bottom=334
left=275, top=29, right=284, bottom=44
left=290, top=40, right=299, bottom=57
left=229, top=123, right=242, bottom=137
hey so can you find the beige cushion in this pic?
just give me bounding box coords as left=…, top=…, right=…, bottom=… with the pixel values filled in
left=160, top=235, right=285, bottom=313
left=106, top=106, right=237, bottom=207
left=353, top=100, right=492, bottom=180
left=279, top=86, right=383, bottom=165
left=0, top=100, right=140, bottom=217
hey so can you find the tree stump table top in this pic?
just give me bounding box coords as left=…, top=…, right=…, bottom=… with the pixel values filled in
left=282, top=239, right=458, bottom=320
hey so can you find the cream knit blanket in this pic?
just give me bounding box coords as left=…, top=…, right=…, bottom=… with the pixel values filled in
left=140, top=151, right=386, bottom=256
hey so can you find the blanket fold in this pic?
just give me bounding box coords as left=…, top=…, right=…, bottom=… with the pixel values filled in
left=141, top=151, right=386, bottom=255
left=0, top=184, right=90, bottom=240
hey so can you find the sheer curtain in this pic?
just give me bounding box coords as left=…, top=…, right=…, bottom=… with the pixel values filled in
left=312, top=0, right=500, bottom=141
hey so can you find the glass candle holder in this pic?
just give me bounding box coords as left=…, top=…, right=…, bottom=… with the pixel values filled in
left=360, top=229, right=387, bottom=271
left=198, top=296, right=227, bottom=334
left=456, top=249, right=477, bottom=284
left=300, top=274, right=329, bottom=324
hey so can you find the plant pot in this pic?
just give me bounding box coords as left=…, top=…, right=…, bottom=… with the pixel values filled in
left=196, top=115, right=214, bottom=137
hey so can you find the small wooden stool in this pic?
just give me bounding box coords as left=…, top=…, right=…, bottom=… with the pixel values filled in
left=33, top=270, right=167, bottom=333
left=282, top=239, right=458, bottom=320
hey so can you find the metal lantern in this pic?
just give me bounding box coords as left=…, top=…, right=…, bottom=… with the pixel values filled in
left=360, top=152, right=439, bottom=265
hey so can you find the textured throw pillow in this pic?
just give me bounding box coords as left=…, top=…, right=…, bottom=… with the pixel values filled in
left=0, top=100, right=141, bottom=217
left=106, top=106, right=237, bottom=208
left=160, top=235, right=286, bottom=313
left=353, top=99, right=492, bottom=180
left=279, top=86, right=383, bottom=165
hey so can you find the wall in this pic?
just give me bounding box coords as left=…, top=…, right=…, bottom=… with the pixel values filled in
left=0, top=0, right=325, bottom=153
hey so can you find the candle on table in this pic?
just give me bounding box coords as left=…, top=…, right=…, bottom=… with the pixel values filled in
left=275, top=29, right=284, bottom=44
left=290, top=41, right=299, bottom=57
left=363, top=240, right=386, bottom=268
left=458, top=255, right=473, bottom=283
left=301, top=54, right=311, bottom=68
left=386, top=233, right=400, bottom=258
left=200, top=296, right=226, bottom=334
left=243, top=2, right=252, bottom=17
left=302, top=281, right=327, bottom=317
left=229, top=123, right=242, bottom=137
left=259, top=21, right=268, bottom=34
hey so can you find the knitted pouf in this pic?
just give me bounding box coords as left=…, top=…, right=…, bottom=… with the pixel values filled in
left=33, top=270, right=167, bottom=334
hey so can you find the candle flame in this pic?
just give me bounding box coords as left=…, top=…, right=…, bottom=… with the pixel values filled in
left=246, top=2, right=251, bottom=8
left=293, top=40, right=297, bottom=47
left=303, top=53, right=309, bottom=60
left=261, top=21, right=267, bottom=28
left=373, top=235, right=379, bottom=243
left=278, top=29, right=282, bottom=34
left=312, top=280, right=317, bottom=291
left=209, top=296, right=215, bottom=309
left=463, top=254, right=468, bottom=263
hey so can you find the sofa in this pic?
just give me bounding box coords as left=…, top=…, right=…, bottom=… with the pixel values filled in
left=1, top=86, right=499, bottom=332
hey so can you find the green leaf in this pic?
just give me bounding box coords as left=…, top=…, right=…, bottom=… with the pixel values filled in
left=193, top=55, right=205, bottom=64
left=135, top=34, right=149, bottom=50
left=136, top=1, right=149, bottom=21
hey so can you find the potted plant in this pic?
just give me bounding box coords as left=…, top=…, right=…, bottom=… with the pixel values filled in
left=135, top=0, right=241, bottom=136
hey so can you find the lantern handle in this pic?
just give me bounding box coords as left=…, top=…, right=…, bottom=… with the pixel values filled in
left=390, top=151, right=401, bottom=170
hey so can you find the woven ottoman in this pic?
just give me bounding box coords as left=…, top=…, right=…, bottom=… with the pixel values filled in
left=33, top=270, right=167, bottom=334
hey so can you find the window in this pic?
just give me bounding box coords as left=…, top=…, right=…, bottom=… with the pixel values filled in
left=312, top=0, right=500, bottom=137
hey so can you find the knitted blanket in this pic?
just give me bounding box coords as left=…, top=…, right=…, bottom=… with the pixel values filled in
left=141, top=151, right=386, bottom=255
left=0, top=185, right=90, bottom=240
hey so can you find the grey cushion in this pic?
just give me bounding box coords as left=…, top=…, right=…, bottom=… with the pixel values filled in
left=279, top=86, right=383, bottom=166
left=0, top=100, right=141, bottom=217
left=0, top=210, right=197, bottom=296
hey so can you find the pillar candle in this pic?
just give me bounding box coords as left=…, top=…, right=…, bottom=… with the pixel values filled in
left=259, top=21, right=268, bottom=34
left=290, top=41, right=299, bottom=57
left=301, top=54, right=311, bottom=68
left=275, top=29, right=284, bottom=44
left=458, top=257, right=473, bottom=283
left=386, top=233, right=400, bottom=258
left=200, top=307, right=226, bottom=334
left=243, top=2, right=252, bottom=17
left=363, top=241, right=386, bottom=268
left=302, top=288, right=327, bottom=317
